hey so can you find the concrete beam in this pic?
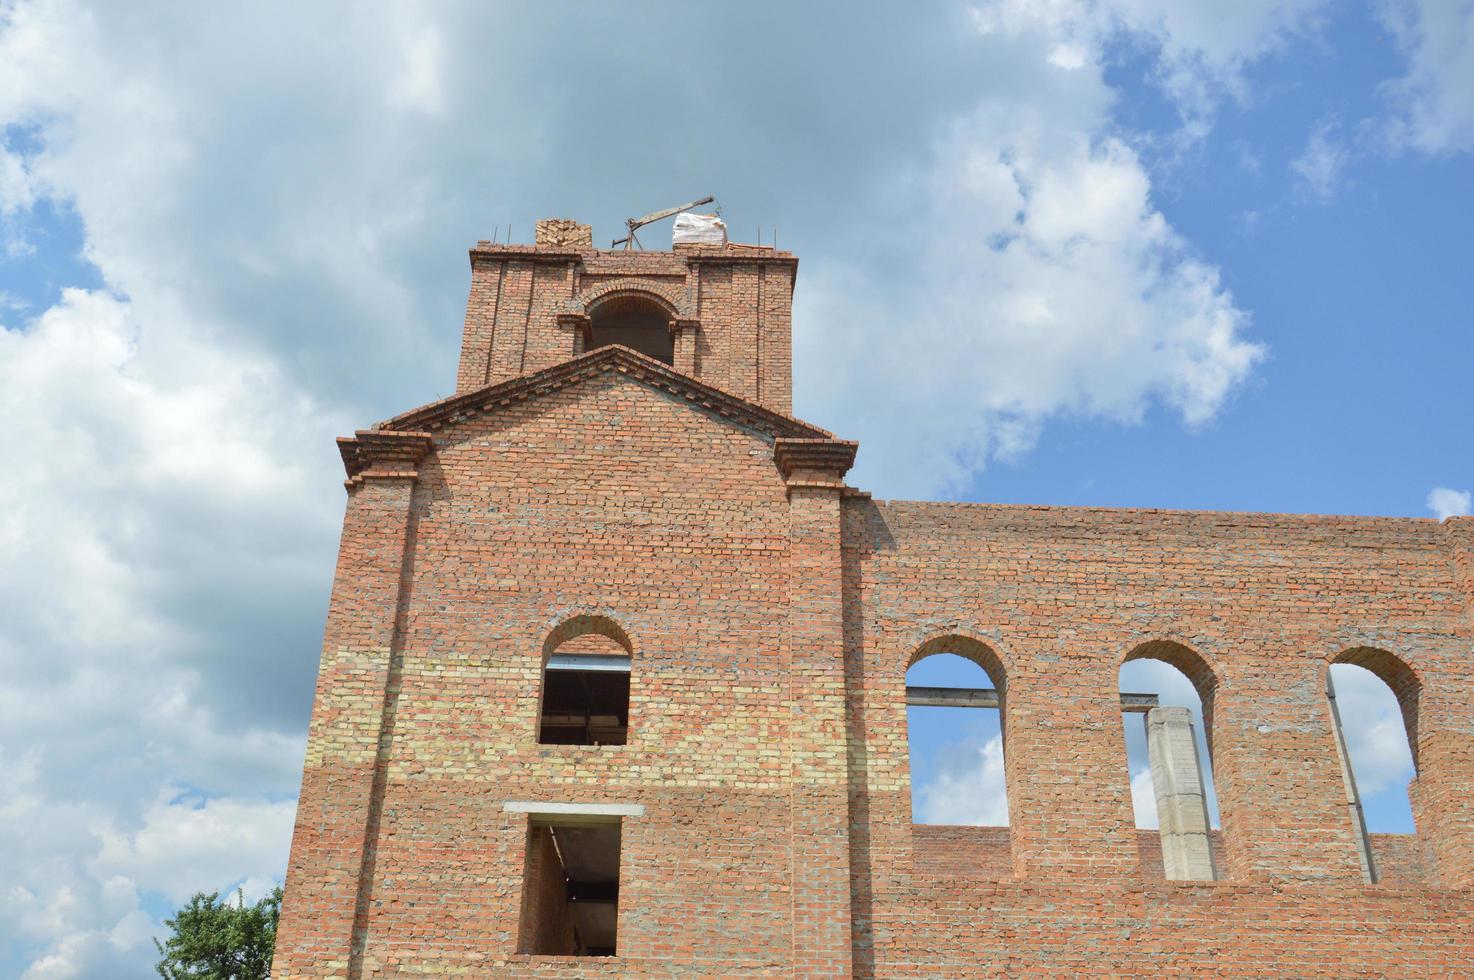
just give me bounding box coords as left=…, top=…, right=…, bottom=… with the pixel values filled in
left=503, top=801, right=645, bottom=826
left=905, top=687, right=1158, bottom=712
left=546, top=653, right=631, bottom=673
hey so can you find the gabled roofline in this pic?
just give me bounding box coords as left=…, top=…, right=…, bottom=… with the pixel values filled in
left=374, top=344, right=835, bottom=442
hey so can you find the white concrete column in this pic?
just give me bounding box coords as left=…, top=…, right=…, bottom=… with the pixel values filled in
left=1146, top=706, right=1217, bottom=881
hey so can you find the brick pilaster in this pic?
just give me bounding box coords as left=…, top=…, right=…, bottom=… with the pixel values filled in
left=1005, top=655, right=1140, bottom=878
left=456, top=255, right=503, bottom=394
left=1421, top=516, right=1474, bottom=887
left=274, top=431, right=430, bottom=978
left=1212, top=659, right=1367, bottom=882
left=777, top=438, right=858, bottom=978
left=671, top=317, right=699, bottom=375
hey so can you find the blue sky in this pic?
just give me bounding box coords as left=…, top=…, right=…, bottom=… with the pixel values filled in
left=1, top=1, right=1470, bottom=975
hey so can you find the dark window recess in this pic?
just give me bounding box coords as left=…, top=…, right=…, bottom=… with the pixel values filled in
left=538, top=654, right=630, bottom=745
left=588, top=295, right=673, bottom=364
left=518, top=819, right=622, bottom=957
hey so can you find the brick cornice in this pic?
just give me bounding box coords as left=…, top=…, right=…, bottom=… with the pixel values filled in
left=556, top=312, right=592, bottom=346
left=338, top=430, right=435, bottom=484
left=377, top=345, right=835, bottom=442
left=469, top=244, right=583, bottom=265
left=773, top=437, right=858, bottom=489
left=683, top=249, right=798, bottom=270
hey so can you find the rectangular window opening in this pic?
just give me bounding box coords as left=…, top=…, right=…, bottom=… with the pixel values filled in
left=538, top=654, right=630, bottom=746
left=518, top=814, right=622, bottom=957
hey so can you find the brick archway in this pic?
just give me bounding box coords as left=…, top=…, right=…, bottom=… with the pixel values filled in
left=569, top=277, right=692, bottom=319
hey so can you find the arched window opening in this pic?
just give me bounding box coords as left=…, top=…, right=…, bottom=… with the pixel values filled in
left=1327, top=648, right=1420, bottom=883
left=905, top=639, right=1008, bottom=828
left=588, top=294, right=674, bottom=364
left=538, top=617, right=632, bottom=746
left=1120, top=642, right=1221, bottom=881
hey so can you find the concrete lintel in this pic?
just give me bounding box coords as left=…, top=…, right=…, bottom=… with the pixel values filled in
left=905, top=686, right=1159, bottom=712
left=546, top=653, right=632, bottom=673
left=503, top=801, right=645, bottom=820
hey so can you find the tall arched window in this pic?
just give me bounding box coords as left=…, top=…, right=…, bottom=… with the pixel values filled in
left=537, top=616, right=632, bottom=746
left=1327, top=646, right=1420, bottom=883
left=905, top=636, right=1009, bottom=827
left=588, top=294, right=674, bottom=364
left=1120, top=640, right=1221, bottom=880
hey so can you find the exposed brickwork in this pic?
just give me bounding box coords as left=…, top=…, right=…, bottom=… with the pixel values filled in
left=518, top=826, right=579, bottom=954
left=842, top=498, right=1474, bottom=975
left=454, top=241, right=794, bottom=414
left=910, top=827, right=1402, bottom=885
left=536, top=218, right=594, bottom=250
left=278, top=227, right=1474, bottom=977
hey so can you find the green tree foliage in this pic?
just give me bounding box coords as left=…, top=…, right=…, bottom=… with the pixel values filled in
left=154, top=887, right=282, bottom=980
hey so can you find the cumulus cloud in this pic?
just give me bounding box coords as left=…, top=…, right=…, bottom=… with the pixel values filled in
left=1130, top=768, right=1159, bottom=829
left=1330, top=663, right=1415, bottom=799
left=916, top=734, right=1011, bottom=826
left=799, top=94, right=1264, bottom=497
left=93, top=793, right=298, bottom=907
left=1427, top=486, right=1472, bottom=519
left=0, top=752, right=289, bottom=979
left=1379, top=0, right=1474, bottom=154
left=1, top=145, right=35, bottom=214
left=1291, top=119, right=1351, bottom=201
left=0, top=284, right=323, bottom=974
left=970, top=0, right=1328, bottom=127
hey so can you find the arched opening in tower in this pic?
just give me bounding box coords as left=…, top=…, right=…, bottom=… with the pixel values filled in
left=588, top=294, right=674, bottom=364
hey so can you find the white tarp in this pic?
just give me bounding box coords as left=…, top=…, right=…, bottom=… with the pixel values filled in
left=672, top=212, right=727, bottom=245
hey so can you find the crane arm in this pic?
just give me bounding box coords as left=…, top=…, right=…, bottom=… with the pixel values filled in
left=628, top=195, right=715, bottom=231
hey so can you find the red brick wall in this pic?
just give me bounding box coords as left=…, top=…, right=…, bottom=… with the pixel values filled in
left=911, top=827, right=1438, bottom=885
left=282, top=374, right=805, bottom=977
left=842, top=497, right=1474, bottom=976
left=279, top=235, right=1474, bottom=978
left=518, top=825, right=578, bottom=955
left=911, top=825, right=1012, bottom=879
left=454, top=244, right=795, bottom=415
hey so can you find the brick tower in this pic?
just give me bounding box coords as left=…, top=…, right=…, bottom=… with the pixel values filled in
left=276, top=219, right=1474, bottom=977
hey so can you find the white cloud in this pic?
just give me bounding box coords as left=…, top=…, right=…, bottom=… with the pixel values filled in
left=1379, top=0, right=1474, bottom=154
left=92, top=793, right=298, bottom=907
left=1130, top=768, right=1159, bottom=829
left=1330, top=663, right=1415, bottom=797
left=916, top=734, right=1011, bottom=826
left=1291, top=119, right=1350, bottom=201
left=0, top=286, right=326, bottom=973
left=792, top=0, right=1321, bottom=497
left=387, top=24, right=447, bottom=117
left=1427, top=485, right=1472, bottom=519
left=1, top=145, right=35, bottom=214
left=798, top=100, right=1264, bottom=497
left=970, top=0, right=1328, bottom=124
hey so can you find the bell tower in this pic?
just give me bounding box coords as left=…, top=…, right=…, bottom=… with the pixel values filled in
left=454, top=217, right=796, bottom=415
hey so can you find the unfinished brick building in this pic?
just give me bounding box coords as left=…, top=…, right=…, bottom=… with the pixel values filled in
left=275, top=218, right=1474, bottom=977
